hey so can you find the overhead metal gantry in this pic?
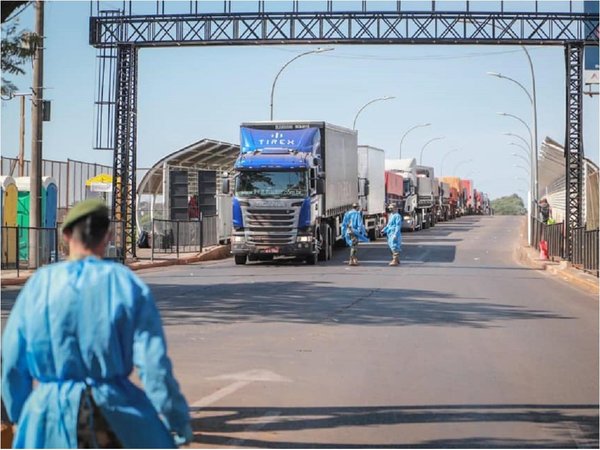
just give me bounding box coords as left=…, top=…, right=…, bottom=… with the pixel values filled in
left=88, top=1, right=598, bottom=259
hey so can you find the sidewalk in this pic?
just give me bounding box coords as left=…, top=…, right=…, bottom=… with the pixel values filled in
left=1, top=245, right=231, bottom=287
left=514, top=219, right=599, bottom=295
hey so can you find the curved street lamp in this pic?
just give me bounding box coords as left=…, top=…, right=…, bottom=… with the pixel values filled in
left=510, top=144, right=531, bottom=161
left=513, top=163, right=530, bottom=174
left=419, top=136, right=445, bottom=165
left=352, top=96, right=395, bottom=130
left=503, top=132, right=531, bottom=151
left=497, top=112, right=533, bottom=140
left=399, top=123, right=431, bottom=159
left=440, top=148, right=460, bottom=176
left=512, top=152, right=530, bottom=165
left=270, top=47, right=334, bottom=120
left=452, top=158, right=473, bottom=174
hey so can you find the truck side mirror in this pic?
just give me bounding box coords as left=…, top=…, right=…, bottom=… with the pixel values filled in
left=364, top=180, right=370, bottom=197
left=316, top=178, right=325, bottom=195
left=410, top=186, right=416, bottom=195
left=221, top=178, right=230, bottom=194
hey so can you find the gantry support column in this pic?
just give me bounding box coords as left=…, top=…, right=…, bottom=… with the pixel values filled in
left=112, top=44, right=138, bottom=259
left=564, top=43, right=584, bottom=261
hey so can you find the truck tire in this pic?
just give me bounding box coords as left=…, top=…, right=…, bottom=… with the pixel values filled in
left=327, top=226, right=334, bottom=260
left=234, top=254, right=247, bottom=265
left=319, top=224, right=329, bottom=261
left=305, top=253, right=317, bottom=265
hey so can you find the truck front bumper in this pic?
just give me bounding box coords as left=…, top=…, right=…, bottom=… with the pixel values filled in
left=231, top=238, right=314, bottom=257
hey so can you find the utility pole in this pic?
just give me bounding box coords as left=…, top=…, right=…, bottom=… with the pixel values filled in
left=19, top=94, right=26, bottom=176
left=29, top=0, right=44, bottom=268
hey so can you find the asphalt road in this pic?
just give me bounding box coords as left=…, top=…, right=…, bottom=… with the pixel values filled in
left=2, top=216, right=598, bottom=448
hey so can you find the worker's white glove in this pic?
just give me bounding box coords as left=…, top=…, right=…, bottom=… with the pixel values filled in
left=173, top=423, right=194, bottom=446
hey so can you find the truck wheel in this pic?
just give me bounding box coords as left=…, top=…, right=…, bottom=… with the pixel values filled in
left=318, top=225, right=329, bottom=261
left=234, top=254, right=247, bottom=265
left=306, top=253, right=317, bottom=265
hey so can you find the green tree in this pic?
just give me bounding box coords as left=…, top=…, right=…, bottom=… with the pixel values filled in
left=1, top=2, right=38, bottom=98
left=491, top=194, right=527, bottom=215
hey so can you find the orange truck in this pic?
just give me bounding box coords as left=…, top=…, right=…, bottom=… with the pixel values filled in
left=440, top=176, right=461, bottom=218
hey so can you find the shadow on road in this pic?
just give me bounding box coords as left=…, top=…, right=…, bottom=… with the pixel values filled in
left=149, top=281, right=572, bottom=327
left=191, top=403, right=599, bottom=448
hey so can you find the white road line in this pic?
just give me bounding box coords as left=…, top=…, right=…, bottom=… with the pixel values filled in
left=191, top=380, right=252, bottom=407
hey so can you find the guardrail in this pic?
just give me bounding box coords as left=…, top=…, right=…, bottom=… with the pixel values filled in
left=1, top=226, right=59, bottom=277
left=532, top=218, right=598, bottom=277
left=572, top=227, right=599, bottom=277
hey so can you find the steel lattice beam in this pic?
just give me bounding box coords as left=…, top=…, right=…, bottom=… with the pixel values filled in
left=112, top=45, right=138, bottom=259
left=90, top=11, right=598, bottom=47
left=564, top=43, right=584, bottom=261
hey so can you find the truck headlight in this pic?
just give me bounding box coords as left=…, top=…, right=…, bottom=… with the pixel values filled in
left=232, top=236, right=245, bottom=243
left=403, top=215, right=411, bottom=221
left=296, top=236, right=312, bottom=243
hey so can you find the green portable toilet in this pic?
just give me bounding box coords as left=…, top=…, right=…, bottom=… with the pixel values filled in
left=14, top=176, right=58, bottom=263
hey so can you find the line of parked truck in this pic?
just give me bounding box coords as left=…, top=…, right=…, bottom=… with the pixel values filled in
left=223, top=121, right=491, bottom=265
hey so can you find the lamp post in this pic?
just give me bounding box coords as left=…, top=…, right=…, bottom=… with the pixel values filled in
left=419, top=136, right=444, bottom=165
left=399, top=123, right=430, bottom=159
left=512, top=152, right=531, bottom=165
left=440, top=148, right=460, bottom=176
left=513, top=164, right=530, bottom=174
left=352, top=96, right=395, bottom=130
left=452, top=158, right=473, bottom=174
left=7, top=92, right=32, bottom=177
left=509, top=142, right=531, bottom=160
left=503, top=132, right=531, bottom=151
left=270, top=47, right=333, bottom=120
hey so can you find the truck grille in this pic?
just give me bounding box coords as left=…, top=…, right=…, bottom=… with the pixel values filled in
left=245, top=208, right=296, bottom=245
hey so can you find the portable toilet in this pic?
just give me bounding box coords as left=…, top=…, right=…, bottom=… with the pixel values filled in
left=14, top=176, right=58, bottom=263
left=1, top=176, right=18, bottom=267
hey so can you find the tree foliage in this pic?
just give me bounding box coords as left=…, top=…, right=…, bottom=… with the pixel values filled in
left=1, top=1, right=38, bottom=98
left=491, top=194, right=527, bottom=215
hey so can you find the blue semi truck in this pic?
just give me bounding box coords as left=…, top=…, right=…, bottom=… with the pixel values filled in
left=223, top=121, right=358, bottom=265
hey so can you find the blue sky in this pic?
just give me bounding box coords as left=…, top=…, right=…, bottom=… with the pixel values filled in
left=1, top=0, right=598, bottom=200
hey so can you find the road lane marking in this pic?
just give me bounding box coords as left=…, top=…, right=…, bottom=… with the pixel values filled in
left=191, top=370, right=291, bottom=408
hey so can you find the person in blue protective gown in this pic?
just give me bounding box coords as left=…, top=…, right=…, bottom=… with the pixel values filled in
left=341, top=202, right=369, bottom=266
left=382, top=204, right=403, bottom=266
left=2, top=199, right=193, bottom=448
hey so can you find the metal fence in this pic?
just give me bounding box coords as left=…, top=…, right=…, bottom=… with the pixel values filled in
left=202, top=215, right=218, bottom=248
left=151, top=219, right=202, bottom=258
left=572, top=227, right=599, bottom=276
left=1, top=226, right=60, bottom=276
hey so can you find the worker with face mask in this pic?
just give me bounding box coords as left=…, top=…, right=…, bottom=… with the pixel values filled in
left=382, top=203, right=403, bottom=266
left=341, top=202, right=369, bottom=266
left=2, top=199, right=193, bottom=448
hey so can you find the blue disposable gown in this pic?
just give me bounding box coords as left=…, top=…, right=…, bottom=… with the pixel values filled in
left=2, top=256, right=190, bottom=448
left=382, top=212, right=403, bottom=253
left=341, top=210, right=369, bottom=247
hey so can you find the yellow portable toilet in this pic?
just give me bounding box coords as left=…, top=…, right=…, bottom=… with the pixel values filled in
left=1, top=176, right=18, bottom=266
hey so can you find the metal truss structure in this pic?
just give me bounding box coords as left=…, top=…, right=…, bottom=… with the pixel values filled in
left=89, top=1, right=599, bottom=259
left=564, top=44, right=584, bottom=260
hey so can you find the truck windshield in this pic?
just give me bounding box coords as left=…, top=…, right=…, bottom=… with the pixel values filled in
left=235, top=170, right=308, bottom=199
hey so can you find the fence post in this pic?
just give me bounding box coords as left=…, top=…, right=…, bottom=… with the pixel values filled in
left=176, top=221, right=180, bottom=259
left=151, top=219, right=154, bottom=262
left=199, top=216, right=203, bottom=253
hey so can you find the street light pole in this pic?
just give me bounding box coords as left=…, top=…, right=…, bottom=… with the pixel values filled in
left=270, top=47, right=333, bottom=120
left=419, top=136, right=444, bottom=165
left=399, top=123, right=430, bottom=159
left=512, top=153, right=530, bottom=165
left=440, top=148, right=460, bottom=176
left=510, top=143, right=531, bottom=161
left=352, top=96, right=395, bottom=130
left=30, top=0, right=44, bottom=269
left=504, top=132, right=531, bottom=151
left=10, top=93, right=33, bottom=177
left=452, top=159, right=473, bottom=174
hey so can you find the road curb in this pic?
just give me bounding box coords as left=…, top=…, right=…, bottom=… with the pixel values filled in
left=515, top=235, right=598, bottom=295
left=1, top=245, right=231, bottom=287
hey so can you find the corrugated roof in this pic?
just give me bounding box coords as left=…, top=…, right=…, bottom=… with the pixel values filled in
left=138, top=139, right=239, bottom=195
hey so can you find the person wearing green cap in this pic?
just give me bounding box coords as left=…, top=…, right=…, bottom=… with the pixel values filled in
left=2, top=199, right=193, bottom=448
